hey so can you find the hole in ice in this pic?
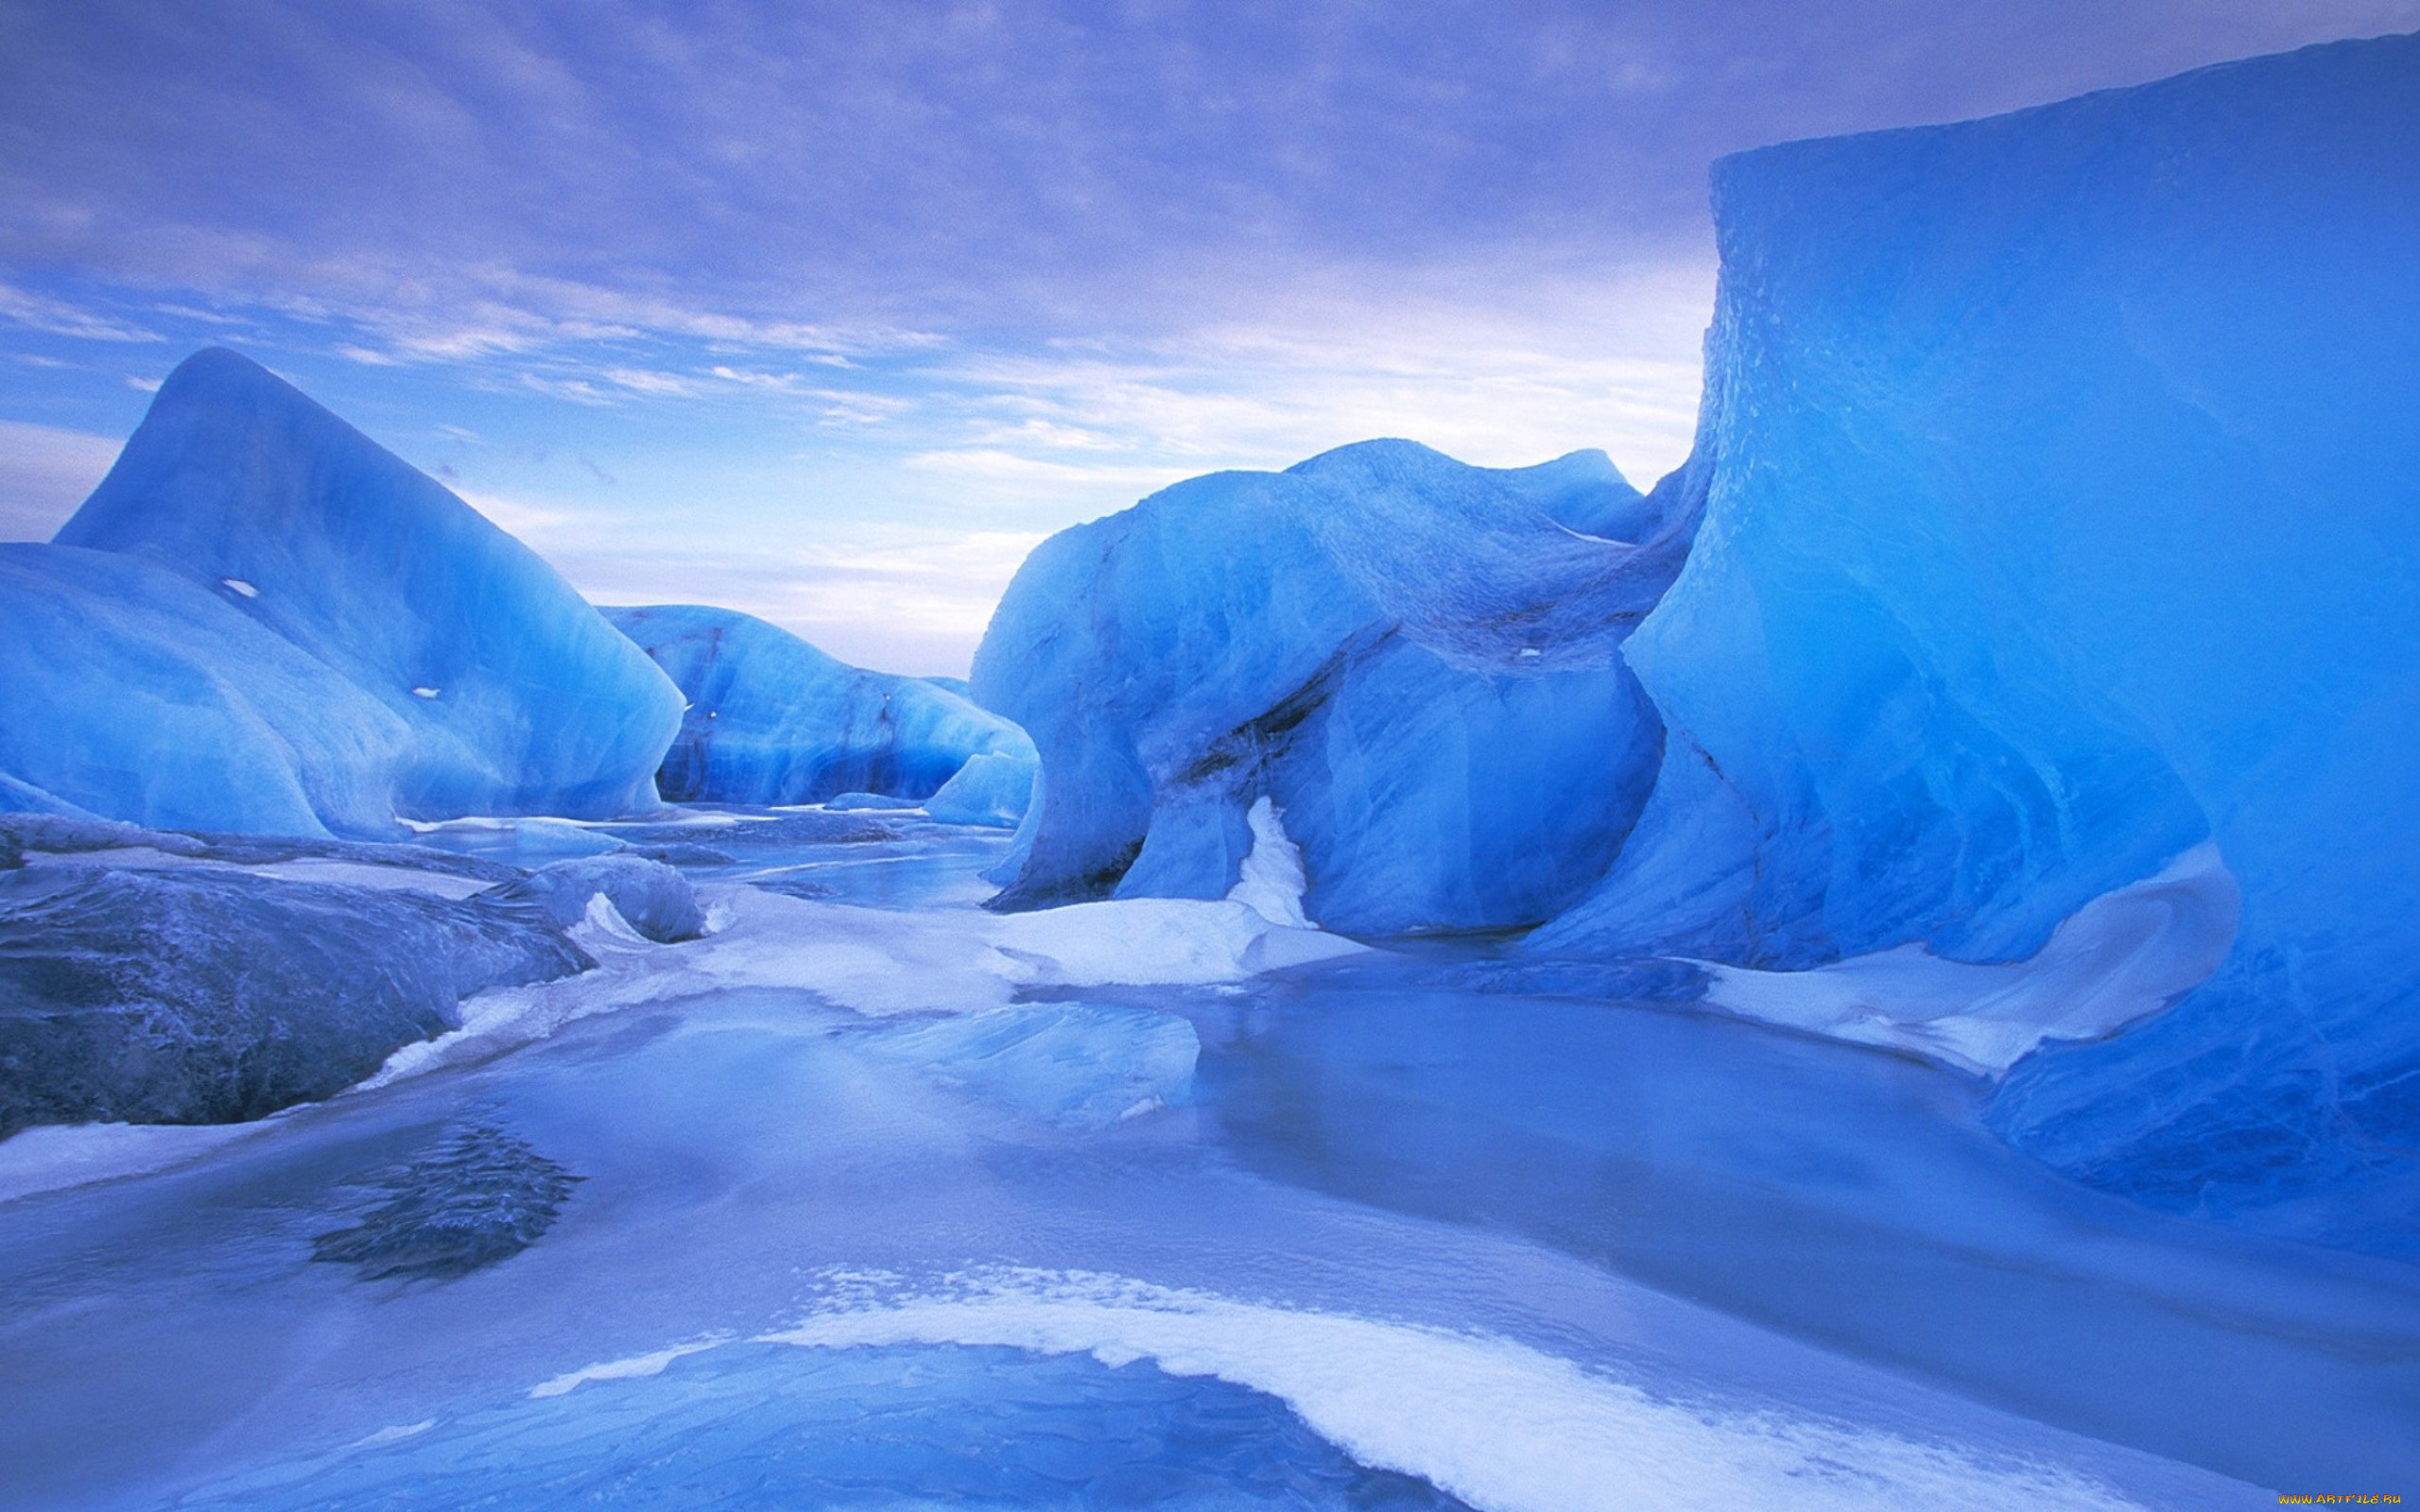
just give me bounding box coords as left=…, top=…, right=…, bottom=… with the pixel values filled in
left=174, top=1342, right=1475, bottom=1510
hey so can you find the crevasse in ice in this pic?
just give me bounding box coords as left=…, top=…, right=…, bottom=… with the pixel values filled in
left=51, top=348, right=684, bottom=826
left=606, top=604, right=1036, bottom=815
left=1535, top=34, right=2420, bottom=1245
left=971, top=438, right=1693, bottom=934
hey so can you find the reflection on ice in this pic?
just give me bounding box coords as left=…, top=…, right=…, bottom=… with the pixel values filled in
left=1197, top=955, right=2420, bottom=1488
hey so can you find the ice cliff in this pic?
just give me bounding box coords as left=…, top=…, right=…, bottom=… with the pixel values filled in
left=607, top=604, right=1036, bottom=819
left=24, top=348, right=683, bottom=833
left=1532, top=34, right=2420, bottom=1246
left=971, top=439, right=1692, bottom=934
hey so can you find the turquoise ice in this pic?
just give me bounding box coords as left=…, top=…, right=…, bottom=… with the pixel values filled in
left=1535, top=34, right=2420, bottom=1247
left=973, top=439, right=1691, bottom=933
left=609, top=603, right=1035, bottom=819
left=26, top=348, right=684, bottom=833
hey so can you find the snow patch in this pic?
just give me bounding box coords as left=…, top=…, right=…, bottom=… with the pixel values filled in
left=344, top=1421, right=434, bottom=1450
left=360, top=883, right=1363, bottom=1089
left=1698, top=844, right=2239, bottom=1076
left=1226, top=796, right=1309, bottom=928
left=758, top=1269, right=2147, bottom=1512
left=529, top=1336, right=732, bottom=1400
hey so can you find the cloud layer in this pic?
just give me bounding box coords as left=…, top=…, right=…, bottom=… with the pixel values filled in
left=3, top=0, right=2412, bottom=670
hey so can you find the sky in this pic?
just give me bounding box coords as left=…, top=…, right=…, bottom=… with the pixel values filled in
left=3, top=0, right=2414, bottom=674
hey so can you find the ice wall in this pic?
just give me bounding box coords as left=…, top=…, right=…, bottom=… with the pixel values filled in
left=607, top=605, right=1036, bottom=811
left=1539, top=35, right=2420, bottom=1244
left=54, top=349, right=683, bottom=823
left=973, top=439, right=1689, bottom=934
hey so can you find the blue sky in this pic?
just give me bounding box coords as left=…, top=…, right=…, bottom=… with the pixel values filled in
left=3, top=0, right=2412, bottom=672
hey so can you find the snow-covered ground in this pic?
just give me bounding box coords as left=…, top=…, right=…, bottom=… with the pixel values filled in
left=0, top=816, right=2409, bottom=1510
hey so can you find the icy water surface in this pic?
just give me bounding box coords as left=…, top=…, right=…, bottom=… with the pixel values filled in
left=178, top=1341, right=1470, bottom=1511
left=0, top=814, right=2410, bottom=1510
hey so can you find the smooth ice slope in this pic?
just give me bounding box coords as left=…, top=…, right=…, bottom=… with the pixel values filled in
left=973, top=440, right=1689, bottom=935
left=608, top=605, right=1036, bottom=813
left=54, top=349, right=683, bottom=823
left=0, top=544, right=413, bottom=836
left=1539, top=35, right=2420, bottom=1246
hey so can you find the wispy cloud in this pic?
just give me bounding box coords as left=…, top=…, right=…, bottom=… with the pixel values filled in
left=8, top=0, right=2399, bottom=361
left=0, top=419, right=121, bottom=539
left=0, top=284, right=161, bottom=344
left=2, top=0, right=2411, bottom=671
left=511, top=509, right=1051, bottom=676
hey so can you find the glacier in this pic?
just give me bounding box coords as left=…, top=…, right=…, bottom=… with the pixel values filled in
left=608, top=603, right=1036, bottom=817
left=45, top=348, right=683, bottom=829
left=971, top=438, right=1691, bottom=934
left=1532, top=33, right=2420, bottom=1248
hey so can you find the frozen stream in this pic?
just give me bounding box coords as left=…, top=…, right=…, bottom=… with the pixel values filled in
left=0, top=813, right=2411, bottom=1509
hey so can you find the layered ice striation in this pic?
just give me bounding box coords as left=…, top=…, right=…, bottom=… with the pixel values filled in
left=1535, top=35, right=2420, bottom=1246
left=973, top=439, right=1692, bottom=934
left=40, top=348, right=683, bottom=831
left=608, top=604, right=1036, bottom=820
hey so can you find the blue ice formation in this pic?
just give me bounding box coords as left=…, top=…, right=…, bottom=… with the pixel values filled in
left=1534, top=35, right=2420, bottom=1246
left=0, top=543, right=414, bottom=836
left=925, top=750, right=1037, bottom=829
left=486, top=855, right=708, bottom=943
left=607, top=604, right=1036, bottom=813
left=972, top=439, right=1690, bottom=934
left=40, top=348, right=683, bottom=832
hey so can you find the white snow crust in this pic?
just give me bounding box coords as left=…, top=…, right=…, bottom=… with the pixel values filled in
left=752, top=1269, right=2149, bottom=1512
left=1698, top=844, right=2239, bottom=1076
